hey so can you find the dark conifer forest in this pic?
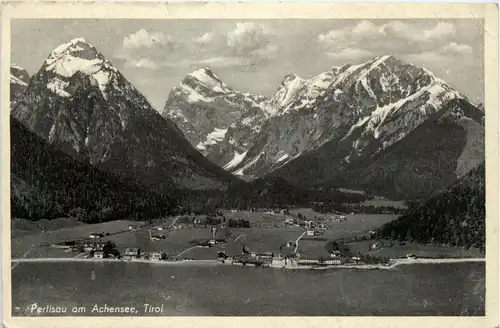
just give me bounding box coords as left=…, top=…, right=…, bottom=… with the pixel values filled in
left=11, top=117, right=177, bottom=222
left=377, top=162, right=485, bottom=251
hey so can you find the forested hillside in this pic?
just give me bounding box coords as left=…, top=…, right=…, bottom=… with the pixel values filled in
left=11, top=118, right=177, bottom=222
left=377, top=162, right=485, bottom=251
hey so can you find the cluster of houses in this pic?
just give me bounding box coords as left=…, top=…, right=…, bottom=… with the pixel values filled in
left=72, top=240, right=107, bottom=252
left=270, top=254, right=344, bottom=267
left=265, top=208, right=290, bottom=215
left=122, top=248, right=165, bottom=261
left=284, top=218, right=327, bottom=229
left=194, top=238, right=226, bottom=247
left=217, top=250, right=347, bottom=268
left=89, top=232, right=106, bottom=239
left=330, top=215, right=347, bottom=222
left=228, top=207, right=290, bottom=215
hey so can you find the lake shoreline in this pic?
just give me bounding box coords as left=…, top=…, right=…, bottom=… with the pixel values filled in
left=11, top=256, right=485, bottom=271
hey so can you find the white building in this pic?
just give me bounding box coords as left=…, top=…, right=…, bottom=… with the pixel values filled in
left=271, top=256, right=286, bottom=267
left=330, top=251, right=341, bottom=257
left=124, top=248, right=140, bottom=259
left=323, top=259, right=342, bottom=265
left=151, top=252, right=162, bottom=261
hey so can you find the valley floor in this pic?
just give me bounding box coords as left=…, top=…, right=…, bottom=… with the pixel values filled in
left=10, top=209, right=483, bottom=270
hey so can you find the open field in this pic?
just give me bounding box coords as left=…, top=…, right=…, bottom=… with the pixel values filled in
left=10, top=212, right=397, bottom=259
left=11, top=219, right=147, bottom=258
left=222, top=210, right=292, bottom=227
left=288, top=208, right=333, bottom=220
left=360, top=199, right=407, bottom=209
left=296, top=240, right=332, bottom=258
left=11, top=217, right=85, bottom=238
left=101, top=226, right=219, bottom=255
left=10, top=210, right=481, bottom=262
left=288, top=208, right=398, bottom=230
left=221, top=228, right=301, bottom=255
left=323, top=214, right=397, bottom=236
left=348, top=240, right=482, bottom=258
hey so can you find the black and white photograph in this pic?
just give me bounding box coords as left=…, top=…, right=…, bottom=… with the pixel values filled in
left=2, top=2, right=498, bottom=322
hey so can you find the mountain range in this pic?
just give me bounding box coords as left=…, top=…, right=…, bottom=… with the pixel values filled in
left=10, top=37, right=485, bottom=213
left=164, top=55, right=484, bottom=199
left=11, top=38, right=237, bottom=193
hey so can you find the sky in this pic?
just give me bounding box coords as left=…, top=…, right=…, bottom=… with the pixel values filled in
left=11, top=19, right=484, bottom=110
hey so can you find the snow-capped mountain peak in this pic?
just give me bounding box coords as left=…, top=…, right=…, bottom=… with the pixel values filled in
left=163, top=67, right=273, bottom=166
left=12, top=39, right=236, bottom=191
left=41, top=38, right=118, bottom=99
left=181, top=67, right=232, bottom=96
left=224, top=55, right=473, bottom=179
left=164, top=54, right=480, bottom=189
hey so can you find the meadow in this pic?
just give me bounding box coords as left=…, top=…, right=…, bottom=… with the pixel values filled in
left=347, top=240, right=482, bottom=259
left=11, top=219, right=145, bottom=258
left=11, top=209, right=477, bottom=261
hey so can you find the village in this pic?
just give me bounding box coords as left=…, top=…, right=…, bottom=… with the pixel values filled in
left=41, top=207, right=432, bottom=270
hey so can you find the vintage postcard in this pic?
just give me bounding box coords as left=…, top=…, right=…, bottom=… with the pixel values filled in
left=1, top=2, right=499, bottom=328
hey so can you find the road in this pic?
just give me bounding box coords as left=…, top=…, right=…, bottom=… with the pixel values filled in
left=170, top=215, right=181, bottom=228
left=176, top=246, right=202, bottom=258
left=233, top=234, right=246, bottom=243
left=11, top=245, right=35, bottom=270
left=11, top=257, right=485, bottom=270
left=391, top=257, right=485, bottom=267
left=10, top=257, right=220, bottom=265
left=293, top=231, right=306, bottom=253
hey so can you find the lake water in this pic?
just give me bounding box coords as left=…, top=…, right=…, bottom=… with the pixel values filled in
left=11, top=262, right=485, bottom=316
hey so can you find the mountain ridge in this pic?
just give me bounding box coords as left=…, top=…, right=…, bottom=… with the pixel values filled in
left=163, top=55, right=484, bottom=199
left=11, top=116, right=177, bottom=222
left=12, top=38, right=239, bottom=193
left=162, top=67, right=273, bottom=169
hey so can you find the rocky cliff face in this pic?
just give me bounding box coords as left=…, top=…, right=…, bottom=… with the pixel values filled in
left=270, top=98, right=484, bottom=199
left=162, top=67, right=273, bottom=168
left=12, top=38, right=238, bottom=191
left=163, top=55, right=484, bottom=198
left=10, top=64, right=30, bottom=109
left=232, top=55, right=464, bottom=177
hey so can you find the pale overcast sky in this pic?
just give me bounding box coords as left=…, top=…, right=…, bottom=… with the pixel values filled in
left=11, top=19, right=484, bottom=110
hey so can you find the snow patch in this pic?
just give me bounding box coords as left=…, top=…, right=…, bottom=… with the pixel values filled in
left=342, top=115, right=371, bottom=140
left=241, top=116, right=255, bottom=126
left=47, top=79, right=70, bottom=97
left=10, top=63, right=26, bottom=71
left=276, top=153, right=289, bottom=163
left=46, top=57, right=102, bottom=77
left=426, top=82, right=460, bottom=111
left=10, top=75, right=28, bottom=86
left=233, top=152, right=263, bottom=176
left=188, top=69, right=230, bottom=94
left=196, top=128, right=228, bottom=150
left=223, top=150, right=248, bottom=170
left=276, top=76, right=305, bottom=110
left=92, top=70, right=110, bottom=96
left=181, top=82, right=214, bottom=103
